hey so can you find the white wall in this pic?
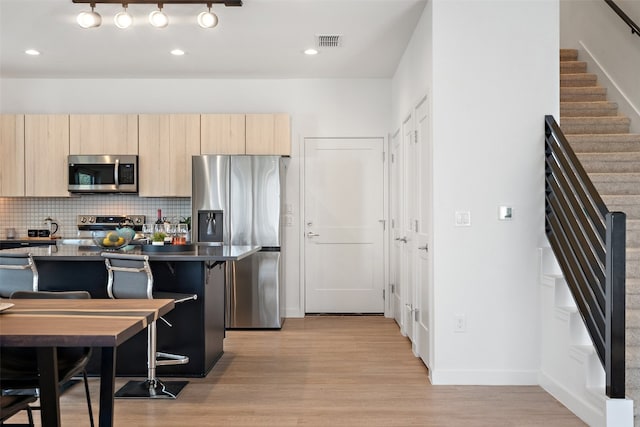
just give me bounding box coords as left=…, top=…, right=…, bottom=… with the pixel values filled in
left=391, top=0, right=558, bottom=384
left=0, top=78, right=391, bottom=317
left=560, top=0, right=640, bottom=132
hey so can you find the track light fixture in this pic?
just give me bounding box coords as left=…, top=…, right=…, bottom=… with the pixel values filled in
left=76, top=4, right=102, bottom=28
left=197, top=5, right=218, bottom=28
left=72, top=0, right=241, bottom=29
left=114, top=5, right=133, bottom=28
left=148, top=5, right=169, bottom=28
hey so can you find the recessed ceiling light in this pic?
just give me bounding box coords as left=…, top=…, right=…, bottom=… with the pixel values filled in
left=171, top=49, right=185, bottom=56
left=25, top=49, right=40, bottom=56
left=304, top=48, right=319, bottom=56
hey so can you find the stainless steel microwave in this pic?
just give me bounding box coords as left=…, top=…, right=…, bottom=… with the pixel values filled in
left=68, top=155, right=138, bottom=193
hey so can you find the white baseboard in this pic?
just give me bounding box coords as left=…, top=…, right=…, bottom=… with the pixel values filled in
left=538, top=369, right=604, bottom=427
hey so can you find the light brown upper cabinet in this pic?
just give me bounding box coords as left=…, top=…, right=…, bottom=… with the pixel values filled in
left=245, top=113, right=291, bottom=155
left=0, top=115, right=25, bottom=196
left=138, top=114, right=200, bottom=197
left=24, top=115, right=70, bottom=197
left=200, top=114, right=246, bottom=155
left=70, top=114, right=138, bottom=155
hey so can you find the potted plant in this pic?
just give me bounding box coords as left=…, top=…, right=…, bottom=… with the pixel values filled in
left=152, top=231, right=166, bottom=246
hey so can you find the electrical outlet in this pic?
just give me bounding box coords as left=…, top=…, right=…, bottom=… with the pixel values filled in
left=454, top=314, right=466, bottom=332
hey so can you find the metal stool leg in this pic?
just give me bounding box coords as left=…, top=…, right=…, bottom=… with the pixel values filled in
left=114, top=321, right=188, bottom=399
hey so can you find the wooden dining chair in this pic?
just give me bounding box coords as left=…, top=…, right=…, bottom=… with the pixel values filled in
left=0, top=291, right=95, bottom=427
left=102, top=252, right=197, bottom=399
left=0, top=253, right=38, bottom=298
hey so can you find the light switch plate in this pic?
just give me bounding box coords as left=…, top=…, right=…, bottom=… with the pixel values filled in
left=499, top=206, right=513, bottom=220
left=455, top=211, right=471, bottom=227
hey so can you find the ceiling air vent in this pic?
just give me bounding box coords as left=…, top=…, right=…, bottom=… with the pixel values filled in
left=316, top=34, right=343, bottom=48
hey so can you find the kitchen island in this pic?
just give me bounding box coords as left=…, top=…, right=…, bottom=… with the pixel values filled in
left=0, top=244, right=259, bottom=377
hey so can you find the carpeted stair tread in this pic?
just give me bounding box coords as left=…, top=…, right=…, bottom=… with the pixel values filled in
left=627, top=247, right=640, bottom=277
left=560, top=49, right=578, bottom=61
left=627, top=347, right=640, bottom=367
left=627, top=306, right=640, bottom=327
left=602, top=196, right=640, bottom=219
left=626, top=220, right=640, bottom=247
left=560, top=61, right=587, bottom=74
left=567, top=134, right=640, bottom=153
left=561, top=86, right=607, bottom=102
left=627, top=278, right=640, bottom=295
left=560, top=73, right=598, bottom=87
left=560, top=101, right=618, bottom=117
left=577, top=152, right=640, bottom=173
left=588, top=173, right=640, bottom=195
left=560, top=116, right=630, bottom=134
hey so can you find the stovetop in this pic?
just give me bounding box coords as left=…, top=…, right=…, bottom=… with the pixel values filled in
left=77, top=215, right=145, bottom=230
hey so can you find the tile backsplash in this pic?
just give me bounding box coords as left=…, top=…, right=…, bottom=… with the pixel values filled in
left=0, top=196, right=190, bottom=239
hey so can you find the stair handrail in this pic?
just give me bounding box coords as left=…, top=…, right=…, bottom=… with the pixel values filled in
left=544, top=115, right=626, bottom=399
left=604, top=0, right=640, bottom=38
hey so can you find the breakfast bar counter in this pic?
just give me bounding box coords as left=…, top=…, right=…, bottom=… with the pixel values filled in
left=0, top=244, right=260, bottom=377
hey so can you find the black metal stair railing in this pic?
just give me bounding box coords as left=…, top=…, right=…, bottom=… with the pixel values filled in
left=545, top=115, right=626, bottom=398
left=604, top=0, right=640, bottom=38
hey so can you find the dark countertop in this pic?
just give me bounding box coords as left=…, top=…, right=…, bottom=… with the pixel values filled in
left=0, top=244, right=261, bottom=262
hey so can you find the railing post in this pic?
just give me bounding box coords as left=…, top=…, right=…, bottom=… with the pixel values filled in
left=606, top=211, right=626, bottom=398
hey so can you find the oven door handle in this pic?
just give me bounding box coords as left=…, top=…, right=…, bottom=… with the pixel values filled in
left=114, top=158, right=120, bottom=187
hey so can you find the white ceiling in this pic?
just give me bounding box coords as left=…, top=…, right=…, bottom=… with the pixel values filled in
left=0, top=0, right=427, bottom=79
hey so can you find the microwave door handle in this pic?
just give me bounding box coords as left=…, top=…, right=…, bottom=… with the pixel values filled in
left=114, top=158, right=120, bottom=187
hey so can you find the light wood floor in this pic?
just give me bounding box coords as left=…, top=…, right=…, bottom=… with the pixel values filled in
left=11, top=316, right=585, bottom=426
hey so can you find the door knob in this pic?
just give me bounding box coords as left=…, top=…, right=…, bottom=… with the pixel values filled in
left=395, top=237, right=408, bottom=243
left=307, top=232, right=320, bottom=237
left=418, top=245, right=428, bottom=251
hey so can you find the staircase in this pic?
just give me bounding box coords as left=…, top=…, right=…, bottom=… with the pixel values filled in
left=560, top=48, right=640, bottom=422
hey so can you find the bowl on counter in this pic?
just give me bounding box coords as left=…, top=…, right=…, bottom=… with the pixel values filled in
left=92, top=228, right=134, bottom=250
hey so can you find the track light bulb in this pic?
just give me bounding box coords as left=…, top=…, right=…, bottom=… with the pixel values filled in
left=149, top=6, right=169, bottom=28
left=197, top=7, right=218, bottom=29
left=77, top=6, right=102, bottom=29
left=114, top=6, right=133, bottom=29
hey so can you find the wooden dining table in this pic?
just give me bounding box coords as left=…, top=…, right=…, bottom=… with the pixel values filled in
left=0, top=298, right=175, bottom=427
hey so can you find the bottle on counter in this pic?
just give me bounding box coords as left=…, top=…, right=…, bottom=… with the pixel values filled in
left=155, top=209, right=163, bottom=225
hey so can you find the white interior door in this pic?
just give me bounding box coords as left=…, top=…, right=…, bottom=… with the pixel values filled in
left=414, top=98, right=432, bottom=368
left=304, top=138, right=385, bottom=313
left=390, top=130, right=403, bottom=327
left=402, top=115, right=417, bottom=342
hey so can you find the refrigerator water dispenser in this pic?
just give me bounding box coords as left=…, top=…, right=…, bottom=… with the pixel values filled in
left=198, top=210, right=224, bottom=243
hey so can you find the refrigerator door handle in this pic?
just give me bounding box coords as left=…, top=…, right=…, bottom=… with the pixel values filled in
left=225, top=261, right=237, bottom=328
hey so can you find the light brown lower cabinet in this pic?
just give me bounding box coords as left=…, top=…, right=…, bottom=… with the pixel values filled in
left=138, top=114, right=200, bottom=197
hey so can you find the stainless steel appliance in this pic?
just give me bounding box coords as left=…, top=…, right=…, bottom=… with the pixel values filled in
left=192, top=155, right=286, bottom=329
left=76, top=215, right=145, bottom=231
left=68, top=155, right=138, bottom=193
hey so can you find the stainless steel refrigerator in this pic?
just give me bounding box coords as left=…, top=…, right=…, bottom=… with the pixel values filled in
left=192, top=155, right=286, bottom=329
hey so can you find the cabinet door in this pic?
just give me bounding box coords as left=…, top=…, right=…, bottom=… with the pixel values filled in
left=245, top=113, right=291, bottom=155
left=138, top=114, right=200, bottom=197
left=200, top=114, right=245, bottom=154
left=0, top=115, right=25, bottom=196
left=24, top=115, right=70, bottom=197
left=70, top=114, right=138, bottom=154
